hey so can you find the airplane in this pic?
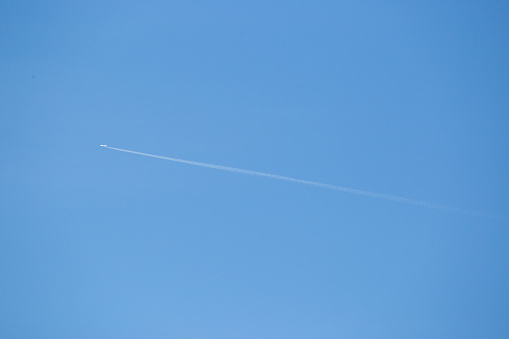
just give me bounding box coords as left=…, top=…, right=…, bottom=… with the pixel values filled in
left=100, top=145, right=107, bottom=147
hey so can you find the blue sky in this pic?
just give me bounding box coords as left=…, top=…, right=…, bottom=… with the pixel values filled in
left=1, top=1, right=508, bottom=338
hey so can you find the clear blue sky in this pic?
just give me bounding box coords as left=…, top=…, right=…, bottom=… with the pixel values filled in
left=1, top=1, right=508, bottom=338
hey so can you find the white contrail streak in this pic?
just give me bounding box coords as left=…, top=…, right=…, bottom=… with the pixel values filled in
left=102, top=146, right=504, bottom=220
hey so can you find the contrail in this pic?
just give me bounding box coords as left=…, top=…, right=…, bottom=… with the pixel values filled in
left=101, top=145, right=504, bottom=220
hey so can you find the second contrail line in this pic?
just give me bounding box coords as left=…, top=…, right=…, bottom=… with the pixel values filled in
left=102, top=145, right=500, bottom=219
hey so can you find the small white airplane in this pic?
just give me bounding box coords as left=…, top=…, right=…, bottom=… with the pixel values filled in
left=100, top=145, right=107, bottom=147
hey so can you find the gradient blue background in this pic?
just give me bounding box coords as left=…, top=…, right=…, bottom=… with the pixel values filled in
left=1, top=1, right=508, bottom=338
